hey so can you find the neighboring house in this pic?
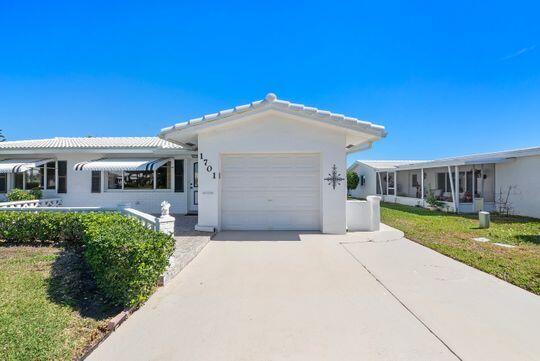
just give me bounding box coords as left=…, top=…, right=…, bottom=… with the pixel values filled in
left=348, top=161, right=424, bottom=199
left=349, top=147, right=540, bottom=218
left=0, top=93, right=387, bottom=233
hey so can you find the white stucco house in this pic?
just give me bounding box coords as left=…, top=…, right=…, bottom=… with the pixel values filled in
left=349, top=147, right=540, bottom=219
left=0, top=93, right=387, bottom=234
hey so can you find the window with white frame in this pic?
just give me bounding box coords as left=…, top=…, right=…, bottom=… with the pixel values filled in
left=12, top=161, right=57, bottom=191
left=105, top=161, right=172, bottom=191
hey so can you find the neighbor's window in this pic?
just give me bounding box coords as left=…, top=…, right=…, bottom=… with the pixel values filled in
left=412, top=174, right=419, bottom=187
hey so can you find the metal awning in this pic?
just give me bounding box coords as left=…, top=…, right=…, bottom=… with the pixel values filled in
left=74, top=158, right=170, bottom=172
left=0, top=159, right=55, bottom=173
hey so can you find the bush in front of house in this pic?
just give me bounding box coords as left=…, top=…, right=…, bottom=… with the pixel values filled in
left=6, top=188, right=43, bottom=202
left=0, top=211, right=175, bottom=307
left=0, top=212, right=86, bottom=243
left=83, top=214, right=175, bottom=307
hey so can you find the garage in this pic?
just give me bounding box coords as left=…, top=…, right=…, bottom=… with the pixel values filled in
left=221, top=154, right=320, bottom=230
left=160, top=93, right=387, bottom=234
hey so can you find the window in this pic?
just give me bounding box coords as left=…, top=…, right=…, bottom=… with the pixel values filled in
left=123, top=171, right=153, bottom=189
left=57, top=161, right=67, bottom=193
left=14, top=173, right=24, bottom=189
left=105, top=161, right=174, bottom=191
left=11, top=161, right=63, bottom=192
left=412, top=174, right=419, bottom=187
left=25, top=167, right=43, bottom=190
left=437, top=172, right=453, bottom=192
left=91, top=171, right=101, bottom=193
left=107, top=172, right=123, bottom=190
left=0, top=174, right=6, bottom=193
left=46, top=162, right=56, bottom=190
left=156, top=161, right=171, bottom=189
left=174, top=160, right=184, bottom=192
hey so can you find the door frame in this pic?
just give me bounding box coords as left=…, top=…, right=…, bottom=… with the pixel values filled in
left=188, top=158, right=198, bottom=213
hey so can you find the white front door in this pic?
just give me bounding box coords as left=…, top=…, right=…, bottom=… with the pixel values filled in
left=189, top=161, right=198, bottom=212
left=221, top=153, right=320, bottom=230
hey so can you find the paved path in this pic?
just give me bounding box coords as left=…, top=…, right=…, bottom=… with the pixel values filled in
left=87, top=226, right=540, bottom=361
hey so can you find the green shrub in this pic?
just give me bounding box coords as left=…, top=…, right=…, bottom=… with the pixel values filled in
left=83, top=214, right=175, bottom=307
left=0, top=212, right=86, bottom=243
left=6, top=188, right=42, bottom=202
left=426, top=189, right=445, bottom=209
left=347, top=171, right=360, bottom=192
left=0, top=211, right=175, bottom=307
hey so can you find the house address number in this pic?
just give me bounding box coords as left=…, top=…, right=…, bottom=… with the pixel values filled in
left=200, top=153, right=217, bottom=179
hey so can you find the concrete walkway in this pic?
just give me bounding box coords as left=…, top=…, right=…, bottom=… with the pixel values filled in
left=87, top=226, right=540, bottom=361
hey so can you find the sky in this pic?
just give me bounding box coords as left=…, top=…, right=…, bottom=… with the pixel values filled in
left=0, top=1, right=539, bottom=166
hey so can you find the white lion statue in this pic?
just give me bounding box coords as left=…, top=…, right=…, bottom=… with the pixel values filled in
left=160, top=201, right=171, bottom=216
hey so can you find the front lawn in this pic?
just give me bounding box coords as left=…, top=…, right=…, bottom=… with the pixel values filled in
left=381, top=203, right=540, bottom=295
left=0, top=244, right=120, bottom=361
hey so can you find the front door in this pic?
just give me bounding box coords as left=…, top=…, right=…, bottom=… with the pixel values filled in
left=189, top=161, right=198, bottom=213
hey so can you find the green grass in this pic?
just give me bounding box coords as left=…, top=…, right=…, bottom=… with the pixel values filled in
left=381, top=203, right=540, bottom=295
left=0, top=244, right=120, bottom=361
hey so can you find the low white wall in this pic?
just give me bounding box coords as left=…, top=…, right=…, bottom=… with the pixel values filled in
left=395, top=196, right=424, bottom=207
left=346, top=196, right=381, bottom=232
left=495, top=155, right=540, bottom=219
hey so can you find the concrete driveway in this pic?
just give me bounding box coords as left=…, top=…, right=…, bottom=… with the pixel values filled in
left=87, top=226, right=540, bottom=361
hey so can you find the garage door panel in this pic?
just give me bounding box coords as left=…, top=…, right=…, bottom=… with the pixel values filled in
left=222, top=211, right=320, bottom=231
left=221, top=154, right=320, bottom=231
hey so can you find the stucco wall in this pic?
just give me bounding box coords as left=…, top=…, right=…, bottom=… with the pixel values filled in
left=495, top=155, right=540, bottom=219
left=196, top=110, right=348, bottom=234
left=349, top=164, right=377, bottom=199
left=1, top=153, right=189, bottom=214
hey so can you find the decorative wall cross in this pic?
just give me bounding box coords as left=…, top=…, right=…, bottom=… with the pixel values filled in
left=324, top=164, right=345, bottom=190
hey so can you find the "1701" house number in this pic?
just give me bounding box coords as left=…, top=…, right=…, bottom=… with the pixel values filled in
left=200, top=153, right=217, bottom=179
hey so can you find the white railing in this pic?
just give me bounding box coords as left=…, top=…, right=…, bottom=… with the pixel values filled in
left=120, top=207, right=158, bottom=229
left=0, top=198, right=63, bottom=208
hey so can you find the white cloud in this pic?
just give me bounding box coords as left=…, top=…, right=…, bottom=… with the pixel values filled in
left=501, top=45, right=536, bottom=61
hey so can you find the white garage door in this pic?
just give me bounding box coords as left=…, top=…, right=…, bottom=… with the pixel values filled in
left=221, top=154, right=320, bottom=230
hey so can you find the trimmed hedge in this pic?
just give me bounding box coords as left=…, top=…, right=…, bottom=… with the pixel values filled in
left=0, top=212, right=175, bottom=307
left=0, top=212, right=86, bottom=243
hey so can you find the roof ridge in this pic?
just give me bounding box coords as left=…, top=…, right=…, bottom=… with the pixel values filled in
left=160, top=92, right=387, bottom=137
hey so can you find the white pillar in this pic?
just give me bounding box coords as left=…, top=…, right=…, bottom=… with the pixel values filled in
left=393, top=171, right=397, bottom=196
left=472, top=166, right=476, bottom=197
left=367, top=195, right=381, bottom=231
left=420, top=168, right=424, bottom=202
left=455, top=165, right=460, bottom=212
left=447, top=166, right=456, bottom=212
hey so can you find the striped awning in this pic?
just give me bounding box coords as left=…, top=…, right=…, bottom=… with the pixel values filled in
left=74, top=158, right=170, bottom=172
left=0, top=159, right=55, bottom=173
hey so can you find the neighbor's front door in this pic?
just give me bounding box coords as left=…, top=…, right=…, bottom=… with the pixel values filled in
left=189, top=161, right=198, bottom=213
